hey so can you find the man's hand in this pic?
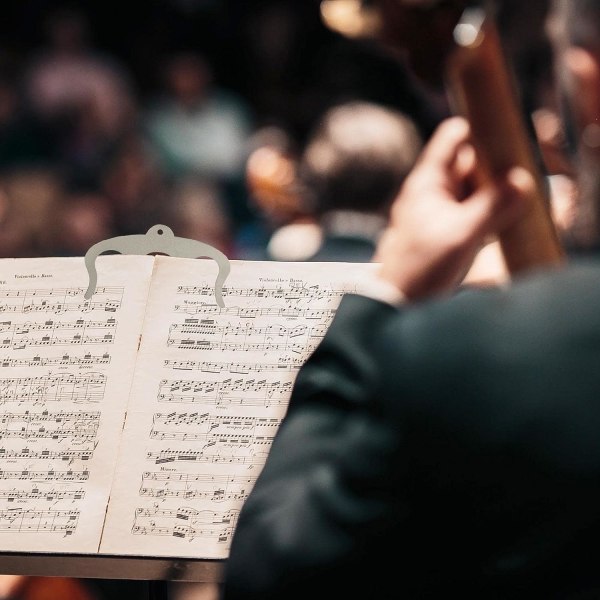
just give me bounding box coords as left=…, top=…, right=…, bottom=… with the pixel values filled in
left=374, top=117, right=534, bottom=301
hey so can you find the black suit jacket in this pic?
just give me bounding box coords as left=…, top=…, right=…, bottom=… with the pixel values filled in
left=222, top=259, right=600, bottom=599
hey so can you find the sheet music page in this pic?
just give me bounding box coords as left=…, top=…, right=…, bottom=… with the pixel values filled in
left=0, top=255, right=154, bottom=553
left=100, top=256, right=377, bottom=559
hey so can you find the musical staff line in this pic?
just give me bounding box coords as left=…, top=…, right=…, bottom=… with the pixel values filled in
left=0, top=286, right=123, bottom=316
left=0, top=448, right=95, bottom=462
left=0, top=410, right=100, bottom=443
left=0, top=372, right=106, bottom=405
left=0, top=468, right=89, bottom=481
left=146, top=449, right=268, bottom=466
left=0, top=508, right=79, bottom=534
left=149, top=412, right=281, bottom=443
left=177, top=284, right=348, bottom=302
left=170, top=321, right=327, bottom=338
left=132, top=507, right=238, bottom=542
left=152, top=413, right=280, bottom=428
left=157, top=377, right=292, bottom=408
left=166, top=338, right=319, bottom=354
left=139, top=471, right=256, bottom=502
left=0, top=352, right=111, bottom=368
left=0, top=487, right=86, bottom=501
left=0, top=318, right=116, bottom=351
left=0, top=318, right=117, bottom=333
left=174, top=305, right=337, bottom=322
left=0, top=287, right=122, bottom=299
left=163, top=358, right=303, bottom=373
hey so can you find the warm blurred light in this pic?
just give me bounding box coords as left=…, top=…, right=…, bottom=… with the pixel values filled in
left=245, top=147, right=302, bottom=220
left=320, top=0, right=381, bottom=39
left=247, top=147, right=296, bottom=189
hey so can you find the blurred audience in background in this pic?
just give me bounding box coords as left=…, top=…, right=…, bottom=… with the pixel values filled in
left=23, top=7, right=137, bottom=189
left=142, top=50, right=253, bottom=236
left=0, top=0, right=564, bottom=267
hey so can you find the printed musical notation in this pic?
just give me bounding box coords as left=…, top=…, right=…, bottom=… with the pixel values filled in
left=0, top=410, right=100, bottom=443
left=157, top=377, right=292, bottom=407
left=177, top=283, right=348, bottom=303
left=167, top=321, right=325, bottom=355
left=132, top=507, right=238, bottom=543
left=0, top=352, right=111, bottom=369
left=0, top=286, right=123, bottom=315
left=139, top=472, right=257, bottom=503
left=163, top=357, right=303, bottom=373
left=170, top=321, right=326, bottom=339
left=0, top=448, right=95, bottom=462
left=0, top=259, right=139, bottom=550
left=0, top=508, right=79, bottom=534
left=146, top=448, right=269, bottom=466
left=174, top=304, right=337, bottom=322
left=0, top=256, right=160, bottom=553
left=168, top=337, right=319, bottom=354
left=0, top=372, right=106, bottom=405
left=149, top=412, right=281, bottom=445
left=0, top=318, right=116, bottom=350
left=98, top=260, right=376, bottom=558
left=0, top=468, right=89, bottom=481
left=0, top=487, right=85, bottom=501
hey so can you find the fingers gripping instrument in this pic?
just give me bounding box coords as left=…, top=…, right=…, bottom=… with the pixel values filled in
left=445, top=4, right=565, bottom=273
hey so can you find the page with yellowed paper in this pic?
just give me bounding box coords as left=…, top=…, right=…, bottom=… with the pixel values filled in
left=100, top=256, right=377, bottom=559
left=0, top=255, right=154, bottom=553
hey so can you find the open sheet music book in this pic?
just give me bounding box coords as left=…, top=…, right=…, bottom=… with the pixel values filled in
left=0, top=255, right=376, bottom=560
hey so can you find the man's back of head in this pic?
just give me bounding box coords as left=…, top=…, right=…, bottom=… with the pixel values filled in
left=299, top=101, right=423, bottom=217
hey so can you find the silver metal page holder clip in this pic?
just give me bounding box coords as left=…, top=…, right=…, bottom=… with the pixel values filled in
left=83, top=225, right=231, bottom=307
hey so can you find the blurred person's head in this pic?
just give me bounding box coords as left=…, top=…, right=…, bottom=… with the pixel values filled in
left=298, top=100, right=423, bottom=218
left=26, top=8, right=136, bottom=142
left=162, top=53, right=213, bottom=110
left=546, top=0, right=600, bottom=249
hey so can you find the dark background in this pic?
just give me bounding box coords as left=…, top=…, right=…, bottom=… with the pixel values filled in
left=0, top=0, right=554, bottom=258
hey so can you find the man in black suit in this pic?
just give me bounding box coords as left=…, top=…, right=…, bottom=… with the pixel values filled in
left=222, top=1, right=600, bottom=598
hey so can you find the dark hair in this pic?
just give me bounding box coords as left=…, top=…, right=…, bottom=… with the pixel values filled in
left=299, top=101, right=422, bottom=215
